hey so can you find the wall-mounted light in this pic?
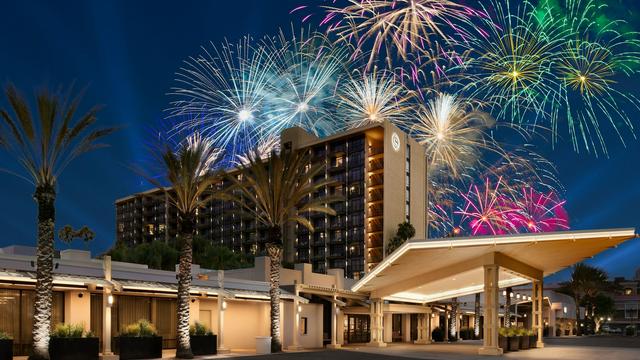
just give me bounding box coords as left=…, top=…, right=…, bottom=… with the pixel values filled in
left=502, top=290, right=507, bottom=296
left=297, top=305, right=302, bottom=313
left=516, top=294, right=521, bottom=299
left=107, top=295, right=114, bottom=307
left=222, top=300, right=227, bottom=311
left=563, top=306, right=567, bottom=314
left=607, top=317, right=611, bottom=321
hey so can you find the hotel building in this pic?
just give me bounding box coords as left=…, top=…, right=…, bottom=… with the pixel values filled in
left=115, top=121, right=428, bottom=279
left=0, top=229, right=635, bottom=356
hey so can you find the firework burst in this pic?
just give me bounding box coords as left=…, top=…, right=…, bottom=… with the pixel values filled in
left=509, top=187, right=569, bottom=233
left=410, top=93, right=499, bottom=177
left=169, top=36, right=277, bottom=161
left=320, top=0, right=483, bottom=70
left=335, top=69, right=414, bottom=129
left=264, top=28, right=349, bottom=137
left=456, top=177, right=517, bottom=235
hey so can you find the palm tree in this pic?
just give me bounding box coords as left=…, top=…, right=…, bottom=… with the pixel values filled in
left=558, top=262, right=610, bottom=336
left=146, top=133, right=222, bottom=358
left=0, top=84, right=115, bottom=359
left=474, top=293, right=481, bottom=338
left=220, top=148, right=341, bottom=352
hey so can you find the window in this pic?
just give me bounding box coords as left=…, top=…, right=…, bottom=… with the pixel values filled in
left=625, top=303, right=638, bottom=319
left=300, top=317, right=308, bottom=335
left=625, top=288, right=633, bottom=296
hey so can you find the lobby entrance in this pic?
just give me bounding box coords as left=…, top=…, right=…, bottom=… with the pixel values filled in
left=345, top=314, right=370, bottom=344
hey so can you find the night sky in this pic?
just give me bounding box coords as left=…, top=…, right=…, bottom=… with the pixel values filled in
left=0, top=0, right=638, bottom=281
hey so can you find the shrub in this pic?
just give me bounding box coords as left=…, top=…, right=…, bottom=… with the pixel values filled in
left=432, top=327, right=445, bottom=342
left=120, top=319, right=157, bottom=337
left=0, top=331, right=12, bottom=340
left=190, top=322, right=213, bottom=336
left=499, top=327, right=508, bottom=337
left=51, top=323, right=87, bottom=338
left=625, top=326, right=636, bottom=336
left=460, top=327, right=475, bottom=340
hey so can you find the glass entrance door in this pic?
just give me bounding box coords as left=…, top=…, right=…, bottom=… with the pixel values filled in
left=345, top=314, right=370, bottom=344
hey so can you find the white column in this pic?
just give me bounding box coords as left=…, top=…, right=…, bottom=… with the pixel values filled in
left=288, top=286, right=303, bottom=350
left=478, top=264, right=503, bottom=356
left=327, top=294, right=341, bottom=349
left=102, top=256, right=116, bottom=359
left=415, top=313, right=431, bottom=344
left=367, top=298, right=386, bottom=347
left=533, top=279, right=545, bottom=348
left=217, top=271, right=230, bottom=353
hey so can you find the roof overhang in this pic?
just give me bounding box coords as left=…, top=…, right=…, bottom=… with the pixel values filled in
left=352, top=228, right=636, bottom=304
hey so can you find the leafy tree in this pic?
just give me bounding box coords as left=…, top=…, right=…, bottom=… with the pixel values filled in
left=58, top=225, right=95, bottom=249
left=192, top=236, right=253, bottom=270
left=0, top=84, right=115, bottom=359
left=219, top=148, right=341, bottom=352
left=108, top=241, right=179, bottom=271
left=588, top=293, right=616, bottom=333
left=386, top=221, right=416, bottom=255
left=558, top=262, right=610, bottom=335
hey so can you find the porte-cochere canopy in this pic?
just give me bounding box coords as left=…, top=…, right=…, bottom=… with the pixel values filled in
left=353, top=228, right=636, bottom=303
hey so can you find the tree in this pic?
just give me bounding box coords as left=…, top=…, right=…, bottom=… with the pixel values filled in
left=219, top=148, right=341, bottom=352
left=108, top=241, right=179, bottom=271
left=0, top=84, right=115, bottom=359
left=474, top=293, right=481, bottom=338
left=589, top=294, right=616, bottom=333
left=192, top=236, right=253, bottom=270
left=58, top=225, right=95, bottom=249
left=386, top=221, right=416, bottom=255
left=558, top=262, right=610, bottom=336
left=145, top=133, right=222, bottom=358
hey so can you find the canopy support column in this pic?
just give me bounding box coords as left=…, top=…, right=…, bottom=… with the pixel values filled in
left=532, top=279, right=545, bottom=348
left=288, top=285, right=303, bottom=350
left=479, top=264, right=503, bottom=356
left=217, top=272, right=230, bottom=354
left=367, top=298, right=386, bottom=347
left=327, top=294, right=341, bottom=349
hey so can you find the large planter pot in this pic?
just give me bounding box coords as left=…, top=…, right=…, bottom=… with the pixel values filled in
left=529, top=335, right=537, bottom=348
left=508, top=336, right=520, bottom=351
left=190, top=334, right=217, bottom=356
left=498, top=335, right=509, bottom=352
left=0, top=339, right=12, bottom=360
left=519, top=334, right=530, bottom=350
left=49, top=337, right=99, bottom=360
left=116, top=336, right=163, bottom=360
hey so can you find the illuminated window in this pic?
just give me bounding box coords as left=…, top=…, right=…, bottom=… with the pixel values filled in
left=158, top=224, right=166, bottom=234
left=625, top=288, right=633, bottom=296
left=145, top=224, right=154, bottom=235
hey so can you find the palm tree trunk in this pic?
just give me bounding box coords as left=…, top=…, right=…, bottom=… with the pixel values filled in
left=504, top=287, right=512, bottom=328
left=449, top=298, right=458, bottom=340
left=575, top=297, right=581, bottom=336
left=30, top=185, right=56, bottom=360
left=176, top=217, right=194, bottom=359
left=474, top=293, right=481, bottom=338
left=267, top=226, right=283, bottom=353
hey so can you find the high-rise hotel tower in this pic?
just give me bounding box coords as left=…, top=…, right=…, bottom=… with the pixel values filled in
left=115, top=121, right=427, bottom=279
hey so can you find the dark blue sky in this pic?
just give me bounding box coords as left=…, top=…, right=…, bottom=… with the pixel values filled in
left=0, top=0, right=638, bottom=281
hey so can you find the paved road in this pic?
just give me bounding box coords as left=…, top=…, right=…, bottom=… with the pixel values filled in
left=226, top=336, right=640, bottom=360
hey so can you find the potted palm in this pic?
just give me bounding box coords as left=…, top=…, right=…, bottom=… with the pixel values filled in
left=498, top=327, right=509, bottom=352
left=189, top=322, right=217, bottom=355
left=49, top=323, right=99, bottom=360
left=116, top=319, right=163, bottom=360
left=507, top=328, right=519, bottom=351
left=528, top=329, right=537, bottom=348
left=0, top=332, right=12, bottom=359
left=517, top=328, right=530, bottom=350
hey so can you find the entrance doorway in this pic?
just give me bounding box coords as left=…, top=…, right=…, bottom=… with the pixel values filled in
left=345, top=315, right=370, bottom=344
left=392, top=314, right=403, bottom=342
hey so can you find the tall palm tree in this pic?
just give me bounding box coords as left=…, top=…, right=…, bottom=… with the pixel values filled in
left=474, top=293, right=481, bottom=338
left=220, top=148, right=341, bottom=352
left=558, top=262, right=610, bottom=336
left=0, top=84, right=115, bottom=359
left=146, top=133, right=222, bottom=358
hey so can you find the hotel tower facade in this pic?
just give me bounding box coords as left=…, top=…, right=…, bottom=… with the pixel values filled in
left=115, top=121, right=427, bottom=279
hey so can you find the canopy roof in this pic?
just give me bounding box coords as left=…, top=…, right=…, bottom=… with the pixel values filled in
left=352, top=228, right=636, bottom=303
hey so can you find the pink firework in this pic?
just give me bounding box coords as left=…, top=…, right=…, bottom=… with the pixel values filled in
left=456, top=177, right=518, bottom=235
left=509, top=187, right=569, bottom=233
